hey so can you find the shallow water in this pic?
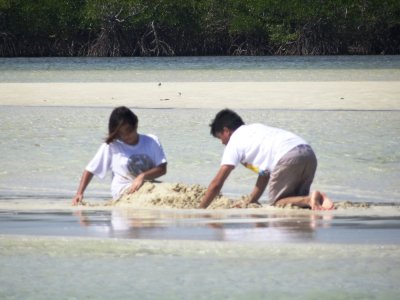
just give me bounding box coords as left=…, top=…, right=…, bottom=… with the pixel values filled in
left=0, top=106, right=399, bottom=203
left=1, top=56, right=400, bottom=299
left=1, top=206, right=400, bottom=244
left=1, top=106, right=399, bottom=299
left=1, top=55, right=400, bottom=82
left=1, top=235, right=400, bottom=300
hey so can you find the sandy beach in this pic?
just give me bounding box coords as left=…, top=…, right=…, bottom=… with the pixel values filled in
left=1, top=81, right=399, bottom=110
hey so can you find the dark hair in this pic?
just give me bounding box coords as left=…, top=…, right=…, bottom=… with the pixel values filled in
left=105, top=106, right=138, bottom=144
left=210, top=109, right=245, bottom=137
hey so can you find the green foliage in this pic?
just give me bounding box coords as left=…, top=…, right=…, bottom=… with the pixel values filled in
left=0, top=0, right=399, bottom=56
left=3, top=0, right=80, bottom=37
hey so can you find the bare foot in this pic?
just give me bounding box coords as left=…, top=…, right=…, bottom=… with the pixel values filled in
left=321, top=193, right=335, bottom=210
left=310, top=191, right=335, bottom=210
left=310, top=191, right=323, bottom=210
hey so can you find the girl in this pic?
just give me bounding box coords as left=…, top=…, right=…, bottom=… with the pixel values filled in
left=72, top=106, right=167, bottom=205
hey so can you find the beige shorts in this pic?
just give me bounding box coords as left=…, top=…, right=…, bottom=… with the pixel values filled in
left=268, top=144, right=317, bottom=204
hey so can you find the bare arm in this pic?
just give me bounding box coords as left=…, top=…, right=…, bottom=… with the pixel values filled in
left=247, top=174, right=269, bottom=204
left=72, top=170, right=94, bottom=205
left=199, top=165, right=234, bottom=209
left=128, top=163, right=167, bottom=193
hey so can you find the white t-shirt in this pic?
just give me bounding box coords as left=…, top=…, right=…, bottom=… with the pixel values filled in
left=86, top=134, right=167, bottom=199
left=221, top=124, right=307, bottom=174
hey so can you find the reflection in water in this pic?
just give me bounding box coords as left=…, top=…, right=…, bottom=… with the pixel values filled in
left=74, top=209, right=334, bottom=242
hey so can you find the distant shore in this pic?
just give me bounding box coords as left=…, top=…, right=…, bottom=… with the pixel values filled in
left=1, top=81, right=399, bottom=110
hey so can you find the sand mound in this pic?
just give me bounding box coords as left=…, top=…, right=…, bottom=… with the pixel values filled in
left=110, top=182, right=261, bottom=209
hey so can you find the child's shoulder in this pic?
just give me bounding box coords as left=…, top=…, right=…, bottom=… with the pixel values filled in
left=141, top=134, right=161, bottom=145
left=140, top=133, right=157, bottom=140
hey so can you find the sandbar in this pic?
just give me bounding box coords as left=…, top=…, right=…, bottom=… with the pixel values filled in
left=1, top=81, right=399, bottom=110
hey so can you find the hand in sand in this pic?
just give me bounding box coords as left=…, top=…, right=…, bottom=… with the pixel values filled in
left=233, top=201, right=246, bottom=208
left=232, top=198, right=261, bottom=208
left=72, top=194, right=83, bottom=206
left=127, top=174, right=145, bottom=194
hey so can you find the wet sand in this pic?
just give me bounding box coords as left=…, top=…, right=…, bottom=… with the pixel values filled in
left=1, top=81, right=398, bottom=231
left=1, top=179, right=400, bottom=245
left=1, top=78, right=399, bottom=241
left=110, top=182, right=261, bottom=209
left=1, top=81, right=399, bottom=110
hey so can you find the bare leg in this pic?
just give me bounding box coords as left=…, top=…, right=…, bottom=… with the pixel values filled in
left=274, top=195, right=312, bottom=209
left=275, top=191, right=334, bottom=210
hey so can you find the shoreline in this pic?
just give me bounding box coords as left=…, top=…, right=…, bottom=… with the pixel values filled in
left=0, top=198, right=399, bottom=215
left=1, top=81, right=399, bottom=110
left=1, top=204, right=400, bottom=244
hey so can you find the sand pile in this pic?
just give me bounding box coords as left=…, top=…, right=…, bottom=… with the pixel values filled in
left=110, top=182, right=261, bottom=209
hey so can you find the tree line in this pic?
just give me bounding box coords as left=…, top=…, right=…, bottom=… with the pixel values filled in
left=1, top=0, right=399, bottom=57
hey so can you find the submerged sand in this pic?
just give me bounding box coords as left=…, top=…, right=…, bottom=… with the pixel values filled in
left=1, top=80, right=398, bottom=211
left=110, top=182, right=260, bottom=209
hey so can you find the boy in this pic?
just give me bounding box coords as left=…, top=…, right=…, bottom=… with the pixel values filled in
left=199, top=109, right=334, bottom=210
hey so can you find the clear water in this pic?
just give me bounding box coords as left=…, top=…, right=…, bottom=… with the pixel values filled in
left=1, top=208, right=400, bottom=244
left=1, top=56, right=400, bottom=299
left=1, top=235, right=399, bottom=300
left=0, top=107, right=399, bottom=203
left=1, top=55, right=400, bottom=82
